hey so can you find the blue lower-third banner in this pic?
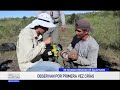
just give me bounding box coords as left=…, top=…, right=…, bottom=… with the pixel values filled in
left=59, top=68, right=109, bottom=72
left=8, top=80, right=20, bottom=83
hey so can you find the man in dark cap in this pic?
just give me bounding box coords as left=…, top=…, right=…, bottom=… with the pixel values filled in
left=60, top=18, right=99, bottom=68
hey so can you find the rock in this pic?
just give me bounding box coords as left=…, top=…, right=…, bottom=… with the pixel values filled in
left=97, top=55, right=120, bottom=71
left=0, top=60, right=12, bottom=71
left=0, top=43, right=16, bottom=51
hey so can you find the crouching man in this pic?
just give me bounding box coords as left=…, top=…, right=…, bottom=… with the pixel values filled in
left=16, top=13, right=61, bottom=71
left=60, top=18, right=99, bottom=68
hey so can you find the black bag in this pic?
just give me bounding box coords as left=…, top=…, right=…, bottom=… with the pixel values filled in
left=41, top=44, right=54, bottom=61
left=0, top=43, right=16, bottom=51
left=0, top=60, right=13, bottom=71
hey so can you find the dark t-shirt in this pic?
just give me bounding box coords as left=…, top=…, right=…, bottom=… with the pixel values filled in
left=71, top=35, right=80, bottom=48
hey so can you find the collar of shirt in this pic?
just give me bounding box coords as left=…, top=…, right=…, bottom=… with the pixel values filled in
left=31, top=29, right=37, bottom=38
left=82, top=35, right=90, bottom=41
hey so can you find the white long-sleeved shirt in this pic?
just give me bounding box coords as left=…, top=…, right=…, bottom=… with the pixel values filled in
left=38, top=11, right=66, bottom=26
left=73, top=36, right=99, bottom=68
left=16, top=28, right=46, bottom=71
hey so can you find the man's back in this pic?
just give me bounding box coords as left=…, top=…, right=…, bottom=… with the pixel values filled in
left=38, top=11, right=60, bottom=18
left=38, top=11, right=65, bottom=25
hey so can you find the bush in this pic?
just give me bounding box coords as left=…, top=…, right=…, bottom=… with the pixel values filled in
left=67, top=13, right=80, bottom=24
left=113, top=11, right=120, bottom=16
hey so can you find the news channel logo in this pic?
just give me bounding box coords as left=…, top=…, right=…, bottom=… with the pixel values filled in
left=8, top=73, right=20, bottom=80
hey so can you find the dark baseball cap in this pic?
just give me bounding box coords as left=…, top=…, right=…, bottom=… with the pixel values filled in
left=75, top=18, right=92, bottom=32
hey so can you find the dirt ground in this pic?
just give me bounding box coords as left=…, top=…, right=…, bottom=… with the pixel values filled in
left=0, top=52, right=120, bottom=71
left=0, top=45, right=120, bottom=71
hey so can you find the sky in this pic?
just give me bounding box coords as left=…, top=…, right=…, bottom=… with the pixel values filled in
left=0, top=11, right=94, bottom=18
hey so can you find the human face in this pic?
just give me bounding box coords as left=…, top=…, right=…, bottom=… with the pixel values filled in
left=36, top=26, right=48, bottom=35
left=40, top=26, right=48, bottom=33
left=75, top=28, right=87, bottom=39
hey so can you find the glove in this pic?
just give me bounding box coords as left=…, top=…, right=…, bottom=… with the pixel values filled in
left=42, top=49, right=53, bottom=56
left=41, top=44, right=54, bottom=61
left=68, top=49, right=78, bottom=61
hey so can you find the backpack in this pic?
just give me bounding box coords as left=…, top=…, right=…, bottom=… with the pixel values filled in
left=50, top=11, right=60, bottom=24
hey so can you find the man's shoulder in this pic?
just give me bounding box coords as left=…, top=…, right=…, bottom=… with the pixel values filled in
left=89, top=36, right=99, bottom=48
left=20, top=28, right=33, bottom=36
left=89, top=36, right=97, bottom=42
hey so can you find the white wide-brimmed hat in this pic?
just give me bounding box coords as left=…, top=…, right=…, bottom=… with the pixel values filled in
left=25, top=13, right=56, bottom=28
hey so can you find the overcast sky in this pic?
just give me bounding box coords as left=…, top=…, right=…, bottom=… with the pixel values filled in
left=0, top=11, right=94, bottom=18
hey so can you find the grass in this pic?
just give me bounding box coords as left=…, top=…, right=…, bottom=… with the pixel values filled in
left=59, top=24, right=75, bottom=48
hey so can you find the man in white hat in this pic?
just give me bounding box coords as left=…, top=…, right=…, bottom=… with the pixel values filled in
left=16, top=13, right=61, bottom=71
left=37, top=11, right=66, bottom=45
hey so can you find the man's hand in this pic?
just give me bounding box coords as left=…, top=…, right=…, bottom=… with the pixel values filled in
left=60, top=25, right=66, bottom=32
left=43, top=37, right=53, bottom=45
left=68, top=49, right=78, bottom=61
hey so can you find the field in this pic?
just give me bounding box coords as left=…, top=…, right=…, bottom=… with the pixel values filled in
left=0, top=11, right=120, bottom=71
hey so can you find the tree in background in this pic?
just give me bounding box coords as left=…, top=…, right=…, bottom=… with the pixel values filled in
left=67, top=13, right=80, bottom=24
left=113, top=11, right=120, bottom=16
